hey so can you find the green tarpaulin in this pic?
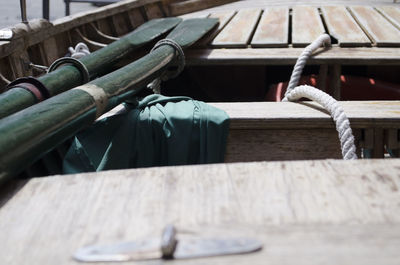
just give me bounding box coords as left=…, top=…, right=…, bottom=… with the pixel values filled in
left=63, top=95, right=229, bottom=173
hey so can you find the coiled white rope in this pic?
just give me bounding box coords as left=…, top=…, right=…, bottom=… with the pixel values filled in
left=282, top=34, right=357, bottom=160
left=68, top=42, right=91, bottom=59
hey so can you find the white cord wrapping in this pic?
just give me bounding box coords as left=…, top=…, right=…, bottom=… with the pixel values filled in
left=68, top=43, right=90, bottom=59
left=283, top=34, right=358, bottom=160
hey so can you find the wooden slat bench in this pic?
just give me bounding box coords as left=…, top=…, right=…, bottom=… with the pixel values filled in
left=213, top=101, right=400, bottom=161
left=1, top=159, right=400, bottom=264
left=184, top=4, right=400, bottom=97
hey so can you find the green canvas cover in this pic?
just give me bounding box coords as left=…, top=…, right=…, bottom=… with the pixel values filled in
left=63, top=95, right=230, bottom=174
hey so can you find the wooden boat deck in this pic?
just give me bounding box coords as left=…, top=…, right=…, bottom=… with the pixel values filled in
left=1, top=158, right=400, bottom=264
left=183, top=3, right=400, bottom=66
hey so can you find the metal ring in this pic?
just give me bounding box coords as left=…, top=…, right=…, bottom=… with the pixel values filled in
left=47, top=57, right=90, bottom=84
left=151, top=39, right=185, bottom=80
left=6, top=76, right=50, bottom=101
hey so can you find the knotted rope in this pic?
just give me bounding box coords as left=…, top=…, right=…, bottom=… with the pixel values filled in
left=282, top=34, right=357, bottom=160
left=147, top=39, right=185, bottom=94
left=68, top=42, right=91, bottom=59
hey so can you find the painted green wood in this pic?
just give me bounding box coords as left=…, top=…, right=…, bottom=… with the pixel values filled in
left=0, top=18, right=181, bottom=120
left=0, top=18, right=218, bottom=183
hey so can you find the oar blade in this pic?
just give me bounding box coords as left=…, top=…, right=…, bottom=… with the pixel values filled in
left=166, top=18, right=219, bottom=48
left=126, top=17, right=182, bottom=46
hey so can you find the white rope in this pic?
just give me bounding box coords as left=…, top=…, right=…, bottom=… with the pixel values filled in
left=68, top=42, right=90, bottom=59
left=285, top=34, right=331, bottom=97
left=282, top=34, right=358, bottom=160
left=284, top=86, right=357, bottom=160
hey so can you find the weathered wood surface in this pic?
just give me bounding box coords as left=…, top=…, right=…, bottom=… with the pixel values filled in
left=212, top=9, right=262, bottom=47
left=292, top=6, right=325, bottom=47
left=169, top=0, right=238, bottom=16
left=377, top=6, right=400, bottom=30
left=321, top=6, right=371, bottom=47
left=349, top=6, right=400, bottom=46
left=1, top=159, right=400, bottom=265
left=251, top=7, right=289, bottom=47
left=186, top=47, right=400, bottom=65
left=211, top=101, right=400, bottom=129
left=197, top=11, right=236, bottom=46
left=225, top=128, right=343, bottom=161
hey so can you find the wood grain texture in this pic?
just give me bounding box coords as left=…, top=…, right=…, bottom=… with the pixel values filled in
left=251, top=7, right=289, bottom=47
left=225, top=128, right=343, bottom=161
left=169, top=0, right=238, bottom=16
left=1, top=159, right=400, bottom=265
left=186, top=47, right=400, bottom=65
left=349, top=6, right=400, bottom=46
left=212, top=9, right=262, bottom=47
left=377, top=6, right=400, bottom=30
left=198, top=11, right=236, bottom=46
left=292, top=6, right=325, bottom=47
left=209, top=101, right=400, bottom=129
left=321, top=6, right=371, bottom=47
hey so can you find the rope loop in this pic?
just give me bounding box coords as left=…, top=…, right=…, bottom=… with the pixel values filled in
left=47, top=57, right=90, bottom=85
left=148, top=39, right=185, bottom=94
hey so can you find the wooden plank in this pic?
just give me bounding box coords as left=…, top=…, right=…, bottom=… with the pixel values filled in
left=111, top=13, right=132, bottom=36
left=127, top=7, right=146, bottom=29
left=349, top=6, right=400, bottom=47
left=377, top=6, right=400, bottom=30
left=169, top=0, right=238, bottom=16
left=225, top=128, right=342, bottom=161
left=197, top=11, right=236, bottom=46
left=1, top=159, right=400, bottom=265
left=212, top=9, right=262, bottom=47
left=41, top=37, right=59, bottom=65
left=186, top=47, right=400, bottom=65
left=321, top=6, right=371, bottom=47
left=251, top=7, right=289, bottom=47
left=292, top=6, right=325, bottom=47
left=209, top=101, right=400, bottom=129
left=144, top=2, right=165, bottom=19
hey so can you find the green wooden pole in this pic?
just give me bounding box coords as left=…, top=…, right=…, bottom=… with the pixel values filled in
left=0, top=18, right=181, bottom=119
left=0, top=18, right=218, bottom=183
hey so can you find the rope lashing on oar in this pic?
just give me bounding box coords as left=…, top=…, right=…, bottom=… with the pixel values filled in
left=147, top=39, right=185, bottom=94
left=282, top=34, right=357, bottom=160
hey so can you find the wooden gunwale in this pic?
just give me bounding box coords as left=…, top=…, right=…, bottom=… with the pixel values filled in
left=1, top=159, right=400, bottom=264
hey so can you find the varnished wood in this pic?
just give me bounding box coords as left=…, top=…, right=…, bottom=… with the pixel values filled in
left=251, top=7, right=289, bottom=47
left=321, top=6, right=371, bottom=47
left=349, top=6, right=400, bottom=46
left=292, top=6, right=325, bottom=47
left=212, top=9, right=262, bottom=47
left=1, top=159, right=400, bottom=264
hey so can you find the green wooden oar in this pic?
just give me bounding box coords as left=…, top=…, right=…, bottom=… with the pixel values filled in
left=0, top=18, right=218, bottom=183
left=0, top=18, right=181, bottom=119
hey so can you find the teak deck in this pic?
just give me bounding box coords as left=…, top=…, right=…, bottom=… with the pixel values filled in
left=182, top=5, right=400, bottom=65
left=1, top=159, right=400, bottom=264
